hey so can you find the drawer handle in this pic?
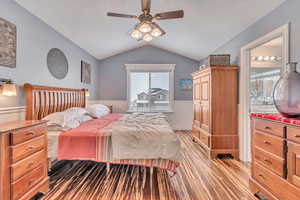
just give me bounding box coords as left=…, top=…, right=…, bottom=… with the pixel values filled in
left=27, top=162, right=34, bottom=168
left=263, top=141, right=271, bottom=145
left=264, top=126, right=271, bottom=130
left=26, top=146, right=35, bottom=151
left=295, top=135, right=300, bottom=138
left=258, top=174, right=265, bottom=179
left=264, top=159, right=272, bottom=164
left=25, top=131, right=35, bottom=136
left=28, top=179, right=35, bottom=186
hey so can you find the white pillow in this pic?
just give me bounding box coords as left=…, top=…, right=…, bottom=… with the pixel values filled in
left=42, top=112, right=80, bottom=130
left=86, top=104, right=110, bottom=118
left=65, top=107, right=92, bottom=123
left=81, top=115, right=93, bottom=123
left=65, top=107, right=88, bottom=118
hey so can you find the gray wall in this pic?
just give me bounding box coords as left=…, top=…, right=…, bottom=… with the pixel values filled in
left=97, top=45, right=199, bottom=100
left=200, top=0, right=300, bottom=65
left=0, top=0, right=98, bottom=108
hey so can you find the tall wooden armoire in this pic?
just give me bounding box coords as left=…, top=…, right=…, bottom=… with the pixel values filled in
left=191, top=65, right=239, bottom=159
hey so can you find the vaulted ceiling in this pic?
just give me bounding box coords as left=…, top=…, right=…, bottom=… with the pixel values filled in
left=15, top=0, right=286, bottom=60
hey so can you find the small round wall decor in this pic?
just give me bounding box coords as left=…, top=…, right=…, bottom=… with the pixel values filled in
left=47, top=48, right=68, bottom=79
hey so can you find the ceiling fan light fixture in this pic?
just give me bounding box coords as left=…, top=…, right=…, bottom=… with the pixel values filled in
left=151, top=28, right=162, bottom=37
left=131, top=29, right=143, bottom=39
left=143, top=33, right=153, bottom=42
left=139, top=22, right=152, bottom=33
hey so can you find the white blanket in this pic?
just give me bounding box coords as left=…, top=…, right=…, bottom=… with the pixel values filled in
left=112, top=113, right=181, bottom=161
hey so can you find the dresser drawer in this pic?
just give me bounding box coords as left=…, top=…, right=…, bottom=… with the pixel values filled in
left=11, top=124, right=46, bottom=145
left=11, top=135, right=45, bottom=163
left=11, top=150, right=46, bottom=181
left=253, top=147, right=285, bottom=177
left=254, top=119, right=284, bottom=138
left=287, top=127, right=300, bottom=144
left=12, top=165, right=45, bottom=200
left=253, top=162, right=300, bottom=200
left=254, top=131, right=284, bottom=158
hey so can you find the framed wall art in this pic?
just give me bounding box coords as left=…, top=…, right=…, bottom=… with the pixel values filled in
left=81, top=60, right=91, bottom=84
left=179, top=78, right=193, bottom=90
left=0, top=17, right=16, bottom=68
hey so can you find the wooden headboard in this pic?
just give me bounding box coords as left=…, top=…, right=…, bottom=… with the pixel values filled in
left=24, top=83, right=87, bottom=120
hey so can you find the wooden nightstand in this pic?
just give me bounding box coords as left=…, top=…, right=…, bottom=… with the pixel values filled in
left=0, top=120, right=49, bottom=200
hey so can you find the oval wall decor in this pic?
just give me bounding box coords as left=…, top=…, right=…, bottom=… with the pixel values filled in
left=47, top=48, right=68, bottom=79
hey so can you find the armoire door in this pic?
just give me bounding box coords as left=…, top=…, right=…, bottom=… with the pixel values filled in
left=287, top=142, right=300, bottom=188
left=193, top=78, right=201, bottom=129
left=200, top=74, right=210, bottom=132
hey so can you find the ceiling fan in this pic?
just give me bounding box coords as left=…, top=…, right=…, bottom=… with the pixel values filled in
left=107, top=0, right=184, bottom=42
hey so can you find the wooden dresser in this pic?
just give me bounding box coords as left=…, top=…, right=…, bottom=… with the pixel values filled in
left=0, top=120, right=49, bottom=200
left=191, top=65, right=239, bottom=159
left=250, top=114, right=300, bottom=200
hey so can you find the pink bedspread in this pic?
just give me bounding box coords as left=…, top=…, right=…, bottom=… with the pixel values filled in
left=58, top=114, right=122, bottom=161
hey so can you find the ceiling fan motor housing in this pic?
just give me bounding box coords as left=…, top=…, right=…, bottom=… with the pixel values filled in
left=138, top=14, right=153, bottom=22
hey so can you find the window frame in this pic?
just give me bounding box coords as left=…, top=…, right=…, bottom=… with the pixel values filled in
left=125, top=64, right=175, bottom=113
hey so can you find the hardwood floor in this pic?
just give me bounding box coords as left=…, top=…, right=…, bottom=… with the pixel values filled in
left=42, top=132, right=256, bottom=200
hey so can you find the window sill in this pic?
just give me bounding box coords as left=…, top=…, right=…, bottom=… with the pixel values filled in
left=127, top=109, right=174, bottom=114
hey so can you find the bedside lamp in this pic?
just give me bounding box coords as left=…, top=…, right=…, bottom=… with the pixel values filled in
left=0, top=79, right=17, bottom=96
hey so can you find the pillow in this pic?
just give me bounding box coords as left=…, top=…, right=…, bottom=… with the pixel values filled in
left=65, top=107, right=89, bottom=118
left=42, top=112, right=80, bottom=130
left=86, top=104, right=110, bottom=118
left=80, top=115, right=93, bottom=123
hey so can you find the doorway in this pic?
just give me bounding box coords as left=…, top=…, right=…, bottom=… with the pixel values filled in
left=240, top=24, right=290, bottom=161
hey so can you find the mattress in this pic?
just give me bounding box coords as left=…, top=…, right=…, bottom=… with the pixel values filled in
left=48, top=114, right=180, bottom=172
left=47, top=130, right=62, bottom=163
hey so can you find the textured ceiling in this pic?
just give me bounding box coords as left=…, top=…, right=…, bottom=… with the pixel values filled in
left=15, top=0, right=286, bottom=60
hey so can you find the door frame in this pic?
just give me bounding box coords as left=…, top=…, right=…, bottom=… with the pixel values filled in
left=239, top=23, right=290, bottom=161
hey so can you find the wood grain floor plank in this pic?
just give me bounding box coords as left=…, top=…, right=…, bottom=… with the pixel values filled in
left=43, top=132, right=255, bottom=200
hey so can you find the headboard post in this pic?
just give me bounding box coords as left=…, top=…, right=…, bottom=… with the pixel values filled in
left=24, top=83, right=87, bottom=120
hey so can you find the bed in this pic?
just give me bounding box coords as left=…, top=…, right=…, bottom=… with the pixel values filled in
left=24, top=83, right=181, bottom=173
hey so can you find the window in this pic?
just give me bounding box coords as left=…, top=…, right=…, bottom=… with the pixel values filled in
left=126, top=64, right=175, bottom=112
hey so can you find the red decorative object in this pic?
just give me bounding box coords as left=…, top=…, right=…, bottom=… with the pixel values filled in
left=250, top=113, right=300, bottom=126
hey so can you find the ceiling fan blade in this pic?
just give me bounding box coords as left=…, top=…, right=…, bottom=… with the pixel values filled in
left=141, top=0, right=151, bottom=12
left=107, top=12, right=137, bottom=18
left=154, top=10, right=184, bottom=20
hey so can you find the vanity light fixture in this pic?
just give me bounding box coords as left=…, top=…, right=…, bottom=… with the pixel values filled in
left=0, top=79, right=17, bottom=97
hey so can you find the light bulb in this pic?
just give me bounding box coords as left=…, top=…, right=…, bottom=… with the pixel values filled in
left=151, top=28, right=162, bottom=37
left=143, top=34, right=153, bottom=42
left=264, top=56, right=270, bottom=61
left=270, top=56, right=276, bottom=61
left=131, top=29, right=142, bottom=39
left=257, top=56, right=264, bottom=61
left=139, top=23, right=152, bottom=33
